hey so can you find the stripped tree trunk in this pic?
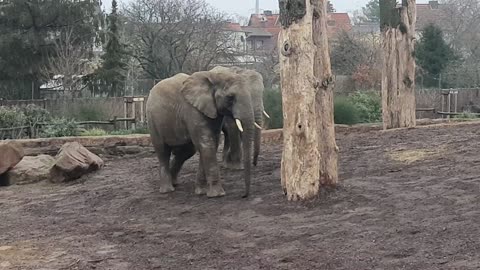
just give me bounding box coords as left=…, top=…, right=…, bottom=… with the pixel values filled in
left=380, top=0, right=417, bottom=130
left=278, top=0, right=338, bottom=201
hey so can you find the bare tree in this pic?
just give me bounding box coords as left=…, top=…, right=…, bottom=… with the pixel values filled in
left=40, top=28, right=94, bottom=98
left=279, top=0, right=338, bottom=201
left=254, top=49, right=280, bottom=89
left=380, top=0, right=417, bottom=129
left=123, top=0, right=236, bottom=79
left=441, top=0, right=480, bottom=87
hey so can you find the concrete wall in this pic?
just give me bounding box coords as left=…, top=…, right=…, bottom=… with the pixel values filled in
left=14, top=118, right=478, bottom=157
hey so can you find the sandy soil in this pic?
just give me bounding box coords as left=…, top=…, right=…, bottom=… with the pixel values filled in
left=1, top=123, right=480, bottom=270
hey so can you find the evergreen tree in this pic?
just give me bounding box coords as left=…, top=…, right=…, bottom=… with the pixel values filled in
left=0, top=0, right=102, bottom=99
left=361, top=0, right=380, bottom=22
left=416, top=24, right=456, bottom=87
left=327, top=1, right=336, bottom=13
left=96, top=0, right=127, bottom=97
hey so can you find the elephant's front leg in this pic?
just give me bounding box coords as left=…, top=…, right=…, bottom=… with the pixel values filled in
left=194, top=159, right=207, bottom=195
left=198, top=140, right=225, bottom=198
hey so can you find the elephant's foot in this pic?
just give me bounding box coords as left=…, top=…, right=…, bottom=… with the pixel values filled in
left=171, top=177, right=179, bottom=187
left=224, top=161, right=244, bottom=170
left=158, top=184, right=175, bottom=194
left=207, top=184, right=226, bottom=198
left=194, top=186, right=207, bottom=195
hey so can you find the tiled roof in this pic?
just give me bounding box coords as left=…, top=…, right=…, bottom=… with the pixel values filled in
left=246, top=12, right=352, bottom=39
left=327, top=13, right=353, bottom=36
left=242, top=27, right=273, bottom=37
left=224, top=22, right=244, bottom=32
left=248, top=14, right=280, bottom=29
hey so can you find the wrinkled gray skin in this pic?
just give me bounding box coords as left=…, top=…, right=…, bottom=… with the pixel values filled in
left=146, top=71, right=255, bottom=198
left=210, top=66, right=265, bottom=169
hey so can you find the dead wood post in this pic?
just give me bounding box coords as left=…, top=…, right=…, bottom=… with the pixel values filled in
left=278, top=0, right=338, bottom=201
left=380, top=0, right=417, bottom=129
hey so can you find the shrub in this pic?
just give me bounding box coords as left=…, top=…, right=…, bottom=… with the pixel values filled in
left=263, top=88, right=283, bottom=129
left=334, top=97, right=359, bottom=125
left=41, top=118, right=79, bottom=138
left=349, top=91, right=382, bottom=123
left=22, top=104, right=51, bottom=127
left=80, top=128, right=108, bottom=136
left=0, top=106, right=26, bottom=128
left=454, top=112, right=478, bottom=119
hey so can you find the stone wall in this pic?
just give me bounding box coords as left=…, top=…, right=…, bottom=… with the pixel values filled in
left=12, top=118, right=480, bottom=156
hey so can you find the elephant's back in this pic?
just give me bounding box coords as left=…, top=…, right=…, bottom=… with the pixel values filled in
left=149, top=73, right=189, bottom=96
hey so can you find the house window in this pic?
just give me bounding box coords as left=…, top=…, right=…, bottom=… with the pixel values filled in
left=256, top=40, right=264, bottom=49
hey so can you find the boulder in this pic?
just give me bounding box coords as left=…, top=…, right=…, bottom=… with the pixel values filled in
left=0, top=141, right=24, bottom=175
left=7, top=155, right=55, bottom=185
left=50, top=142, right=104, bottom=183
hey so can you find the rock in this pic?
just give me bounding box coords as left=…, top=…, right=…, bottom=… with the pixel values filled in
left=0, top=141, right=24, bottom=175
left=50, top=142, right=104, bottom=183
left=7, top=155, right=55, bottom=185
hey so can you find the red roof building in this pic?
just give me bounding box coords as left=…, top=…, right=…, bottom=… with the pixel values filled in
left=241, top=10, right=352, bottom=53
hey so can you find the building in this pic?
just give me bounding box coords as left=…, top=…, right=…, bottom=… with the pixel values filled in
left=351, top=1, right=448, bottom=35
left=241, top=10, right=353, bottom=53
left=326, top=13, right=353, bottom=37
left=416, top=1, right=448, bottom=32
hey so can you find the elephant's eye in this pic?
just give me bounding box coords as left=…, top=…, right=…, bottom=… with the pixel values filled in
left=226, top=94, right=235, bottom=102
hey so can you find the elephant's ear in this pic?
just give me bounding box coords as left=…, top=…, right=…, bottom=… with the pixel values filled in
left=180, top=72, right=217, bottom=119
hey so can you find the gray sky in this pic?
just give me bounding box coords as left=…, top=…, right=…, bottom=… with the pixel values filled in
left=106, top=0, right=431, bottom=17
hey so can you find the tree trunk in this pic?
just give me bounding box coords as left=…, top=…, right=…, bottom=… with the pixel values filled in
left=380, top=0, right=417, bottom=130
left=278, top=0, right=338, bottom=201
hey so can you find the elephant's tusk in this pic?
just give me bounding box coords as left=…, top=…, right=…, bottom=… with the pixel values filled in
left=263, top=110, right=271, bottom=119
left=235, top=119, right=244, bottom=132
left=254, top=122, right=262, bottom=129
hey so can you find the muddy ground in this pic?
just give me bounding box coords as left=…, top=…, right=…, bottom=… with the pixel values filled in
left=1, top=123, right=480, bottom=270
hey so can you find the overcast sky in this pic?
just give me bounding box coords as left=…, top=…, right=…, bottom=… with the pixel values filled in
left=106, top=0, right=431, bottom=17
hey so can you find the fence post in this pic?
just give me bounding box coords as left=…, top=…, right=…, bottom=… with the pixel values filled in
left=113, top=116, right=118, bottom=131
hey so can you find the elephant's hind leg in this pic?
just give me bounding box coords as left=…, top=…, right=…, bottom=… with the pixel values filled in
left=170, top=143, right=196, bottom=186
left=154, top=144, right=175, bottom=194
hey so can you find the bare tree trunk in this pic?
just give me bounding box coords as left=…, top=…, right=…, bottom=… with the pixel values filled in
left=380, top=0, right=417, bottom=130
left=278, top=0, right=338, bottom=201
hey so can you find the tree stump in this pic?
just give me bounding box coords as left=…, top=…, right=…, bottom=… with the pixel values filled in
left=380, top=0, right=417, bottom=129
left=278, top=0, right=338, bottom=201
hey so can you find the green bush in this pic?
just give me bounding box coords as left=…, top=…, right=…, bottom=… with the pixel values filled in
left=263, top=88, right=283, bottom=129
left=349, top=91, right=382, bottom=123
left=261, top=89, right=381, bottom=127
left=454, top=112, right=478, bottom=119
left=80, top=128, right=109, bottom=136
left=334, top=97, right=359, bottom=125
left=0, top=106, right=26, bottom=128
left=41, top=118, right=79, bottom=138
left=22, top=104, right=51, bottom=127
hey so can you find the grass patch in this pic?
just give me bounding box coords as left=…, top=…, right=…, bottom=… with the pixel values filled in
left=388, top=147, right=446, bottom=164
left=79, top=128, right=109, bottom=137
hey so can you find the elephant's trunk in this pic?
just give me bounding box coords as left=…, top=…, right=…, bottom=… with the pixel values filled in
left=233, top=96, right=255, bottom=198
left=253, top=104, right=264, bottom=166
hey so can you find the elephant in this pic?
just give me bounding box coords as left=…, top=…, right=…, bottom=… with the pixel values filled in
left=210, top=66, right=269, bottom=169
left=146, top=71, right=260, bottom=198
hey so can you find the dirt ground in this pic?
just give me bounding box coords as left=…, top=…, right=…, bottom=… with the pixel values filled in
left=1, top=123, right=480, bottom=270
